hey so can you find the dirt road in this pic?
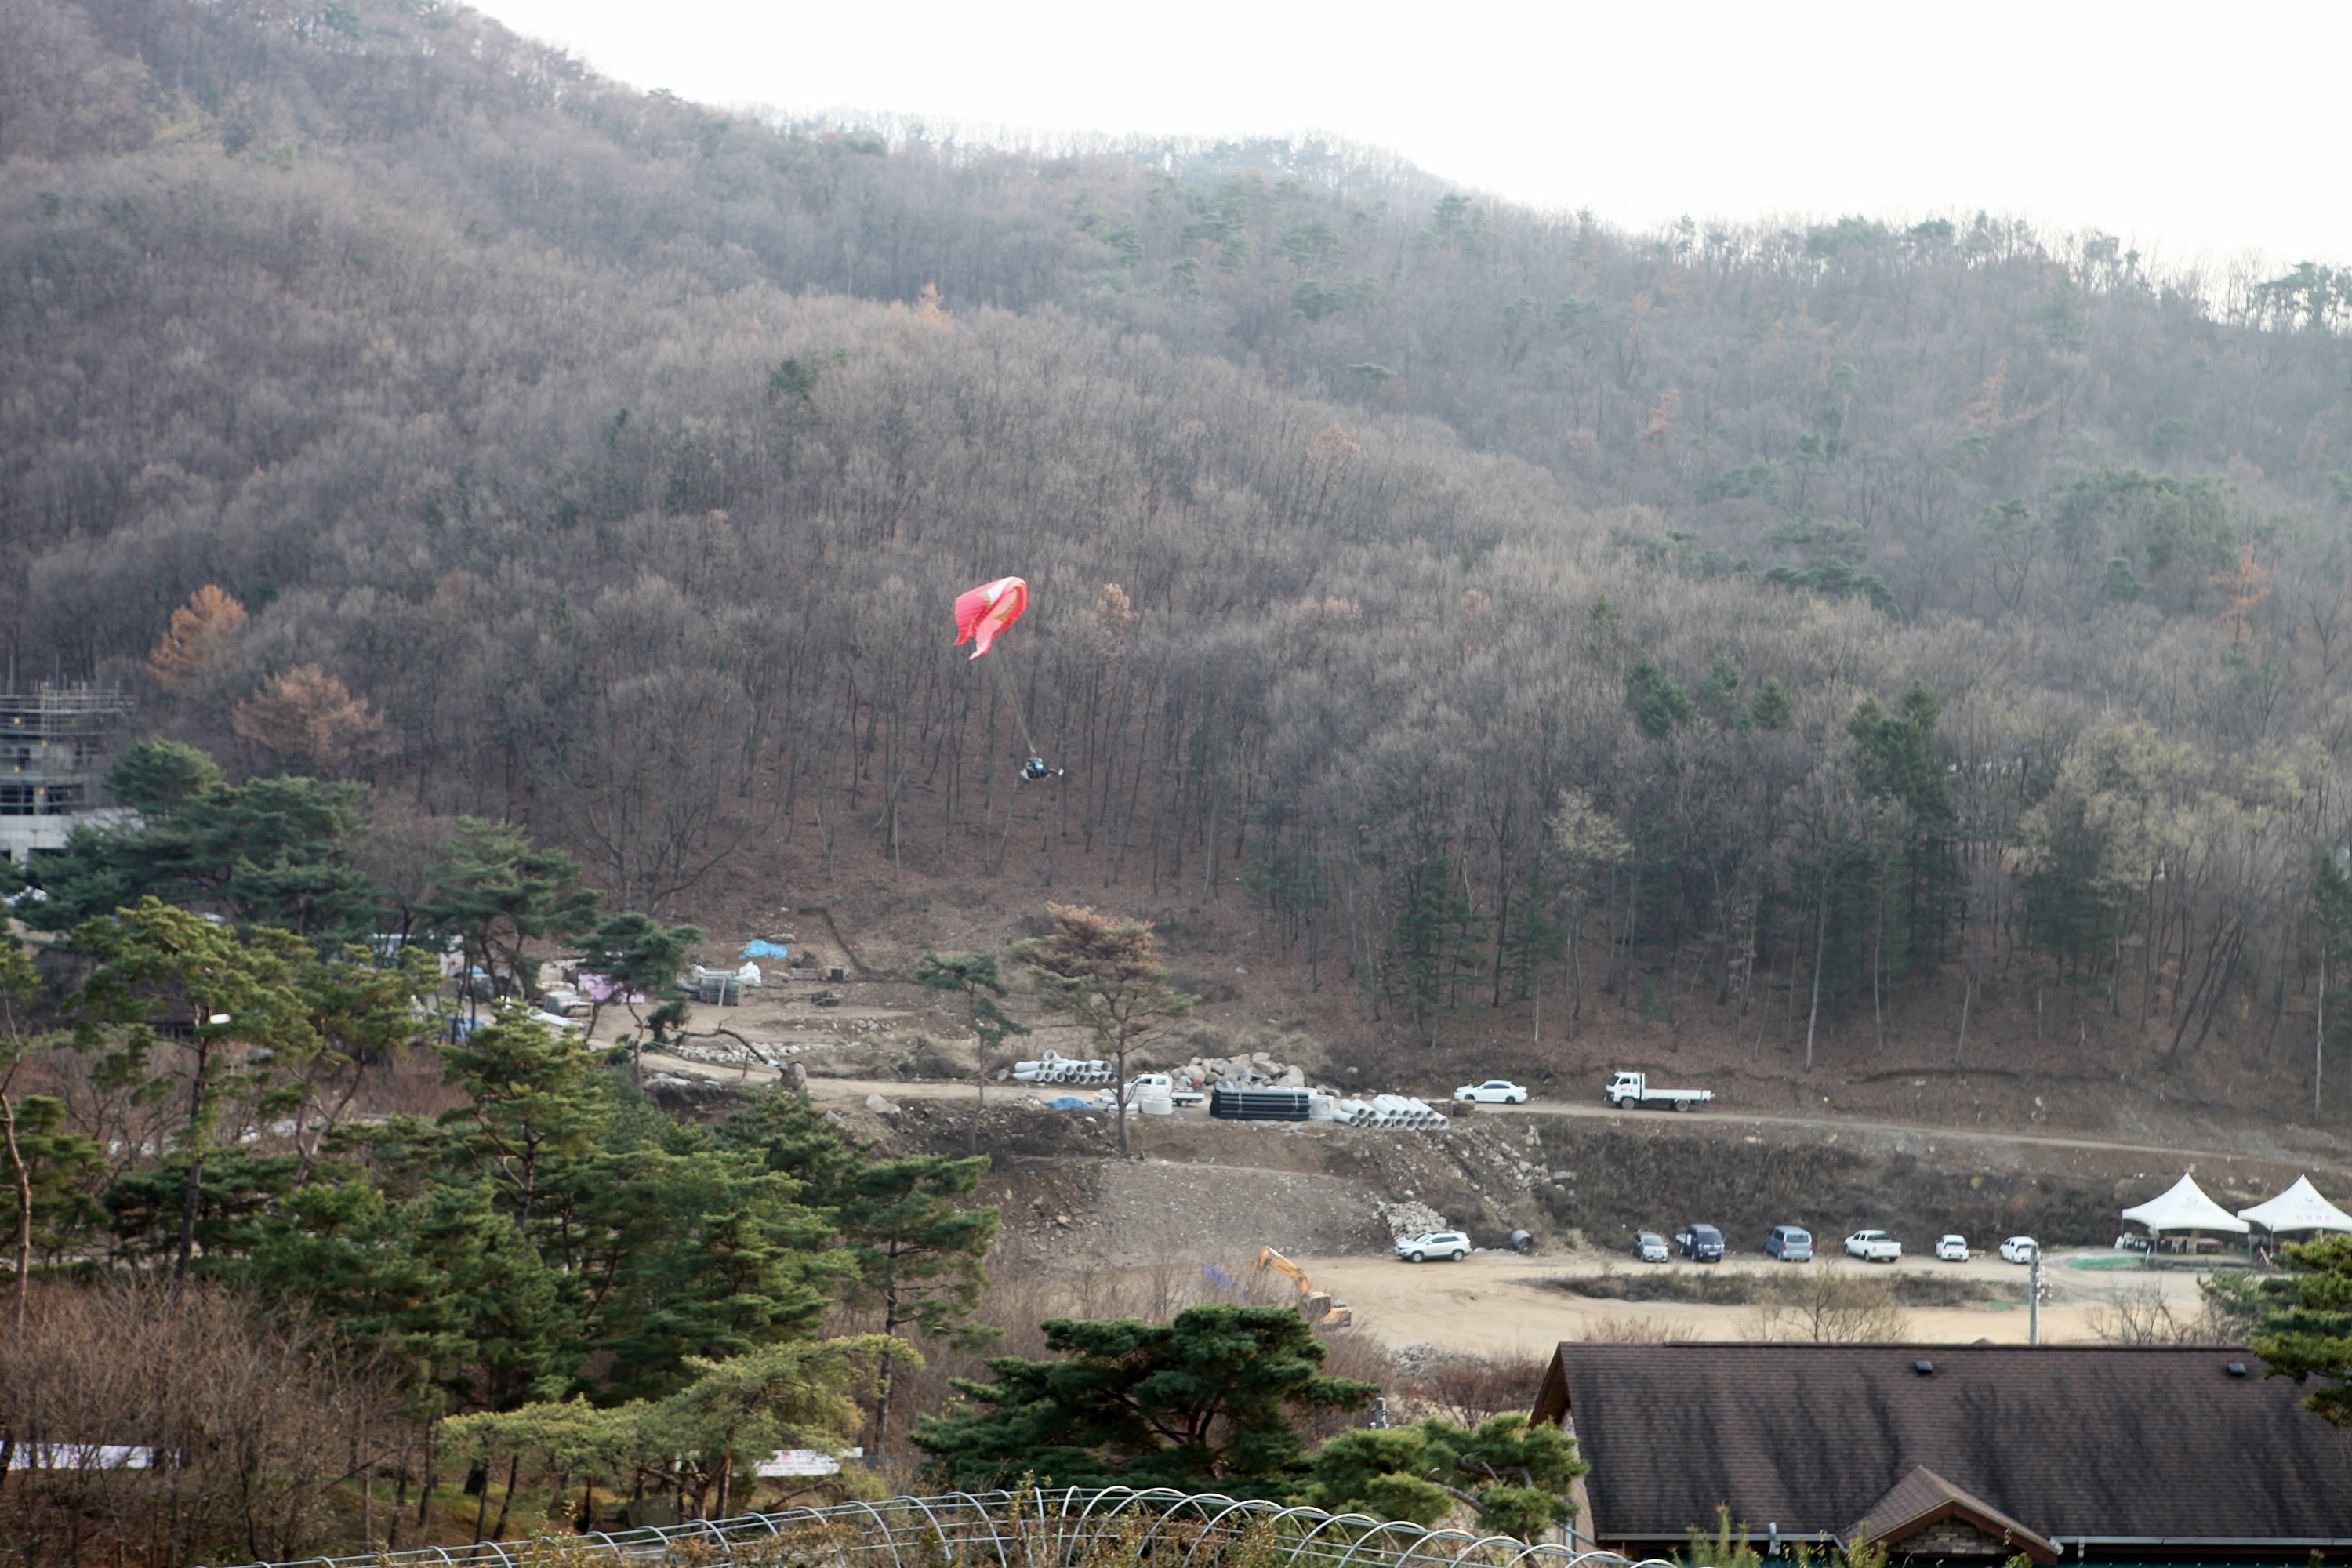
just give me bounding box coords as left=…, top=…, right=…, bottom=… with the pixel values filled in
left=792, top=1074, right=2336, bottom=1172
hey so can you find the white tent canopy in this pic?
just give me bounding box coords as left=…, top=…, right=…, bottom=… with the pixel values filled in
left=2237, top=1175, right=2352, bottom=1235
left=2120, top=1174, right=2251, bottom=1235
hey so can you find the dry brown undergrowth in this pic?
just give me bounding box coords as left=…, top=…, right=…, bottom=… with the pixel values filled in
left=0, top=1280, right=401, bottom=1568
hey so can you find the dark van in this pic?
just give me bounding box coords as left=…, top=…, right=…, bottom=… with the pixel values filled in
left=1675, top=1223, right=1725, bottom=1261
left=1766, top=1225, right=1813, bottom=1261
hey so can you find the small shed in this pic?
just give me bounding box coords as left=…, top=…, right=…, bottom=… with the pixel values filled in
left=2118, top=1173, right=2251, bottom=1252
left=2237, top=1174, right=2352, bottom=1239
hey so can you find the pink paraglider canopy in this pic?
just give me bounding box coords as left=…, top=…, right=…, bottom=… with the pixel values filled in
left=952, top=576, right=1029, bottom=659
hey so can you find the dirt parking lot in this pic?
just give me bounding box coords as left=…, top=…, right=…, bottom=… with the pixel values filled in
left=1284, top=1246, right=2212, bottom=1354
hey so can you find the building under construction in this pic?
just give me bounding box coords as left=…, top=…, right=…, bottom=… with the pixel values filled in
left=1, top=680, right=136, bottom=863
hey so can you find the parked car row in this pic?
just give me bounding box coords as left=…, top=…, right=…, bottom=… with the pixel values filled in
left=1403, top=1221, right=2046, bottom=1268
left=1446, top=1071, right=1723, bottom=1111
left=1626, top=1225, right=2044, bottom=1264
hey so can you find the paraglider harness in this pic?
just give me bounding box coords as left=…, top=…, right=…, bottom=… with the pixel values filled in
left=1022, top=757, right=1061, bottom=782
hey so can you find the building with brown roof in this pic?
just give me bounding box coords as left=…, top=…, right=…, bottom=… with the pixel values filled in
left=1531, top=1343, right=2352, bottom=1563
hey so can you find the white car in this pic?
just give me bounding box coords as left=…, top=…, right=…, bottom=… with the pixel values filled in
left=1934, top=1235, right=1970, bottom=1262
left=2000, top=1236, right=2041, bottom=1264
left=1453, top=1080, right=1529, bottom=1105
left=1845, top=1229, right=1902, bottom=1263
left=1396, top=1230, right=1471, bottom=1263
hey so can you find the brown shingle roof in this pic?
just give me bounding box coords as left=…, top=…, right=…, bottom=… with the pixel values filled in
left=1857, top=1465, right=2058, bottom=1563
left=1534, top=1344, right=2352, bottom=1549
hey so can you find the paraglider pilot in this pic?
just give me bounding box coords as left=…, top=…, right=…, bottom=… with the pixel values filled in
left=955, top=576, right=1063, bottom=782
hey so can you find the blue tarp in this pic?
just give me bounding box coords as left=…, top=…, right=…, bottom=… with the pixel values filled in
left=1047, top=1096, right=1092, bottom=1110
left=741, top=939, right=791, bottom=960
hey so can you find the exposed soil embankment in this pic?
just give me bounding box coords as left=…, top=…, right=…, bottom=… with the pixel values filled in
left=851, top=1092, right=2342, bottom=1268
left=1523, top=1112, right=2345, bottom=1254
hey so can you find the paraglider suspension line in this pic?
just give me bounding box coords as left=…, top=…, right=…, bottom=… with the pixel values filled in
left=986, top=649, right=1043, bottom=760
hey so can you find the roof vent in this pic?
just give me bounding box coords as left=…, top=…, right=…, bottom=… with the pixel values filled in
left=2226, top=1362, right=2248, bottom=1377
left=1912, top=1359, right=1934, bottom=1375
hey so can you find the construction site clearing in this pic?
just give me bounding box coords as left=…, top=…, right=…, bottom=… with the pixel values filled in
left=550, top=950, right=2352, bottom=1356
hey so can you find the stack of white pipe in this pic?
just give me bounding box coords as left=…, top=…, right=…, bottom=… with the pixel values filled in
left=1333, top=1095, right=1448, bottom=1131
left=1011, top=1051, right=1116, bottom=1084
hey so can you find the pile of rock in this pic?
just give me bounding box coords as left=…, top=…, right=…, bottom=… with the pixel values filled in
left=1373, top=1198, right=1453, bottom=1240
left=1178, top=1051, right=1305, bottom=1089
left=665, top=1037, right=768, bottom=1068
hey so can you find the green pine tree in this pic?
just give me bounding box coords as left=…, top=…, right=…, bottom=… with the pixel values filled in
left=2252, top=1234, right=2352, bottom=1427
left=1624, top=652, right=1697, bottom=739
left=435, top=1006, right=610, bottom=1229
left=717, top=1083, right=866, bottom=1200
left=71, top=898, right=318, bottom=1282
left=912, top=1303, right=1374, bottom=1495
left=834, top=1153, right=1000, bottom=1451
left=1391, top=856, right=1490, bottom=1046
left=575, top=909, right=702, bottom=1072
left=1504, top=866, right=1566, bottom=1005
left=31, top=765, right=380, bottom=942
left=564, top=1138, right=850, bottom=1403
left=1, top=1096, right=105, bottom=1283
left=416, top=818, right=603, bottom=1008
left=1306, top=1413, right=1587, bottom=1540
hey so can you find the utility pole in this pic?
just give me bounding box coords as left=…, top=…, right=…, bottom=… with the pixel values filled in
left=2029, top=1250, right=2043, bottom=1345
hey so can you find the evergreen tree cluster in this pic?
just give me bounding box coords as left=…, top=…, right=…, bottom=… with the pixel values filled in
left=0, top=742, right=1007, bottom=1525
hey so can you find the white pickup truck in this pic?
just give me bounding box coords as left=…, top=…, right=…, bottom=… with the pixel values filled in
left=1604, top=1071, right=1714, bottom=1112
left=1097, top=1073, right=1206, bottom=1109
left=1845, top=1229, right=1903, bottom=1262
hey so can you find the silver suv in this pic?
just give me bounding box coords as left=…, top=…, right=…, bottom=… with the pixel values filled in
left=1396, top=1230, right=1471, bottom=1263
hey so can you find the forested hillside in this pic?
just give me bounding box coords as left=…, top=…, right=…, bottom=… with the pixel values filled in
left=7, top=0, right=2352, bottom=1102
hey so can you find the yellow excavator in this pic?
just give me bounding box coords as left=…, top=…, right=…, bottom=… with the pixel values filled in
left=1255, top=1247, right=1352, bottom=1330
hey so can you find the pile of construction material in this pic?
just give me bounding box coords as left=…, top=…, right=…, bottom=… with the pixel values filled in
left=686, top=965, right=747, bottom=1005
left=1334, top=1094, right=1450, bottom=1130
left=1374, top=1198, right=1454, bottom=1240
left=1210, top=1085, right=1315, bottom=1121
left=1178, top=1051, right=1305, bottom=1089
left=1011, top=1050, right=1115, bottom=1086
left=1204, top=1085, right=1449, bottom=1132
left=660, top=1036, right=779, bottom=1069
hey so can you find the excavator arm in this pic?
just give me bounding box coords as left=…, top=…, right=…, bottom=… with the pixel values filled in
left=1253, top=1247, right=1352, bottom=1330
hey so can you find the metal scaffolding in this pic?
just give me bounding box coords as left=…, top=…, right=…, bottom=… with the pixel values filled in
left=0, top=680, right=134, bottom=848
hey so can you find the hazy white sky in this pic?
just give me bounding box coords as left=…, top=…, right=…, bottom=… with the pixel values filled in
left=472, top=0, right=2350, bottom=274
